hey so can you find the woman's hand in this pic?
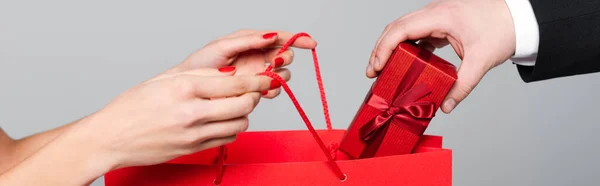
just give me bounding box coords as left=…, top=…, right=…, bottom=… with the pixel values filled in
left=169, top=30, right=317, bottom=98
left=366, top=0, right=516, bottom=113
left=81, top=67, right=290, bottom=169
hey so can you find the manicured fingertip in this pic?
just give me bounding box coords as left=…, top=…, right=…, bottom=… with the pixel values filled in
left=218, top=66, right=236, bottom=73
left=262, top=32, right=278, bottom=39
left=273, top=57, right=284, bottom=67
left=270, top=79, right=281, bottom=89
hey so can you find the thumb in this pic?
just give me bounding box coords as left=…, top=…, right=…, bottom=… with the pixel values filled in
left=441, top=55, right=490, bottom=114
left=151, top=66, right=237, bottom=82
left=182, top=66, right=238, bottom=77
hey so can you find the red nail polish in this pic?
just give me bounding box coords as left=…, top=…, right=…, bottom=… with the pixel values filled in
left=218, top=66, right=235, bottom=72
left=261, top=90, right=268, bottom=95
left=262, top=32, right=277, bottom=39
left=270, top=79, right=281, bottom=89
left=273, top=57, right=284, bottom=67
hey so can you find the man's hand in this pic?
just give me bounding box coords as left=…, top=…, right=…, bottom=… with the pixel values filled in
left=367, top=0, right=517, bottom=113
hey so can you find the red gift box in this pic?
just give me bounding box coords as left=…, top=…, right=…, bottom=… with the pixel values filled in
left=339, top=41, right=457, bottom=159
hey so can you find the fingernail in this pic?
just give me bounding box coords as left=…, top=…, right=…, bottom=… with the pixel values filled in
left=273, top=57, right=284, bottom=67
left=261, top=90, right=268, bottom=95
left=366, top=63, right=372, bottom=72
left=374, top=57, right=381, bottom=69
left=443, top=99, right=456, bottom=113
left=270, top=79, right=281, bottom=89
left=262, top=32, right=278, bottom=39
left=218, top=66, right=236, bottom=72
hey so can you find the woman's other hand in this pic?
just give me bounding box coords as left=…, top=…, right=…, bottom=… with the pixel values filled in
left=169, top=30, right=317, bottom=99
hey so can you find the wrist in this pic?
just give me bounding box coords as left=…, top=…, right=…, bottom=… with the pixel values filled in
left=42, top=120, right=119, bottom=185
left=498, top=0, right=517, bottom=59
left=50, top=133, right=115, bottom=184
left=504, top=0, right=539, bottom=66
left=65, top=116, right=122, bottom=174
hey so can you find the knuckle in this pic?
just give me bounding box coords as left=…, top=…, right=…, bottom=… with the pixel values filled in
left=375, top=44, right=389, bottom=54
left=213, top=39, right=229, bottom=51
left=391, top=20, right=406, bottom=32
left=179, top=133, right=201, bottom=146
left=245, top=40, right=257, bottom=50
left=224, top=135, right=237, bottom=144
left=178, top=106, right=196, bottom=123
left=195, top=103, right=214, bottom=124
left=218, top=135, right=237, bottom=146
left=370, top=49, right=378, bottom=58
left=435, top=1, right=459, bottom=19
left=230, top=78, right=249, bottom=94
left=234, top=29, right=251, bottom=35
left=236, top=118, right=249, bottom=133
left=183, top=103, right=209, bottom=124
left=455, top=82, right=474, bottom=98
left=170, top=77, right=194, bottom=96
left=384, top=23, right=393, bottom=32
left=240, top=97, right=256, bottom=115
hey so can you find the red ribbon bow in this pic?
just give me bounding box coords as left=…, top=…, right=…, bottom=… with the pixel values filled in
left=359, top=83, right=436, bottom=143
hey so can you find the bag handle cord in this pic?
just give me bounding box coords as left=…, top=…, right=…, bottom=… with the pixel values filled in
left=214, top=33, right=346, bottom=185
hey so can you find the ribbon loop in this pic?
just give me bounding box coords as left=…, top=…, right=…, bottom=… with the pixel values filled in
left=358, top=82, right=436, bottom=157
left=402, top=102, right=436, bottom=119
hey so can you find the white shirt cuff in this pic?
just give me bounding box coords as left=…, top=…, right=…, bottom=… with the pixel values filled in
left=504, top=0, right=539, bottom=66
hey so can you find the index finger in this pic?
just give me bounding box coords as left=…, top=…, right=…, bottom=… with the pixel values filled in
left=189, top=75, right=274, bottom=98
left=223, top=30, right=317, bottom=49
left=371, top=11, right=442, bottom=73
left=271, top=31, right=317, bottom=49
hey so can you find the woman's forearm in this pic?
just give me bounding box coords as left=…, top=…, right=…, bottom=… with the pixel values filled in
left=0, top=120, right=78, bottom=174
left=0, top=129, right=16, bottom=167
left=0, top=119, right=117, bottom=186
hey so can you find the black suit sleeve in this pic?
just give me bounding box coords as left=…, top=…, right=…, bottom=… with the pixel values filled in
left=517, top=0, right=600, bottom=82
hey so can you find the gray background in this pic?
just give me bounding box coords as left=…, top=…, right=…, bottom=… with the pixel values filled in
left=1, top=0, right=599, bottom=186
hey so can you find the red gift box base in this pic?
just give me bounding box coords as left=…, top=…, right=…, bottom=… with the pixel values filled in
left=105, top=130, right=451, bottom=186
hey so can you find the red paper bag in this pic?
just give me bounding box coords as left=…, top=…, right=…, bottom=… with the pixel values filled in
left=104, top=130, right=451, bottom=186
left=104, top=34, right=452, bottom=186
left=339, top=41, right=457, bottom=158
